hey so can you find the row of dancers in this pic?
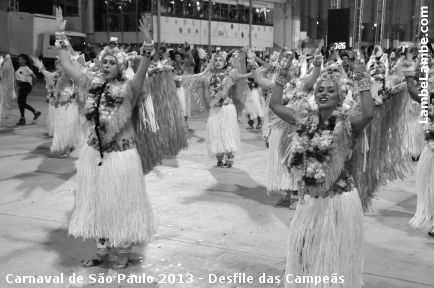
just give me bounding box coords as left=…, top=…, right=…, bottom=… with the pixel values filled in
left=0, top=7, right=433, bottom=287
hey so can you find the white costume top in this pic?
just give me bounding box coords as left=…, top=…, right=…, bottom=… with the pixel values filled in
left=15, top=66, right=33, bottom=85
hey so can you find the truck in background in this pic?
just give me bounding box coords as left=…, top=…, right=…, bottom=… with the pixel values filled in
left=0, top=11, right=86, bottom=68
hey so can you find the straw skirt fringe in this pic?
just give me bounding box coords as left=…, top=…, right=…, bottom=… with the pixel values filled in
left=404, top=102, right=425, bottom=157
left=50, top=102, right=82, bottom=154
left=206, top=104, right=240, bottom=156
left=244, top=88, right=265, bottom=118
left=47, top=103, right=55, bottom=136
left=177, top=86, right=191, bottom=117
left=267, top=127, right=297, bottom=193
left=69, top=144, right=155, bottom=247
left=409, top=144, right=434, bottom=233
left=283, top=189, right=364, bottom=288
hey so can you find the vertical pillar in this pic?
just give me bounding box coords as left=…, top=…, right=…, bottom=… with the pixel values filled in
left=208, top=0, right=212, bottom=52
left=157, top=0, right=161, bottom=54
left=249, top=0, right=252, bottom=48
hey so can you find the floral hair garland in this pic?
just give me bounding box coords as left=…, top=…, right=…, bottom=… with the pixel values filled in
left=212, top=50, right=228, bottom=65
left=98, top=46, right=129, bottom=76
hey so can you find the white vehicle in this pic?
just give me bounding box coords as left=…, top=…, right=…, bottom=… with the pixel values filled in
left=0, top=11, right=86, bottom=65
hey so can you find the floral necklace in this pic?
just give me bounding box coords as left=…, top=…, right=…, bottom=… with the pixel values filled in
left=84, top=73, right=126, bottom=165
left=286, top=99, right=347, bottom=188
left=209, top=70, right=228, bottom=98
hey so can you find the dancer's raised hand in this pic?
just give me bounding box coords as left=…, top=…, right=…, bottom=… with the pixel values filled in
left=32, top=57, right=45, bottom=72
left=278, top=49, right=294, bottom=69
left=353, top=51, right=368, bottom=80
left=55, top=7, right=67, bottom=31
left=139, top=16, right=152, bottom=43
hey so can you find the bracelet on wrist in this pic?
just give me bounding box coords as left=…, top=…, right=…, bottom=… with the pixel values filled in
left=275, top=67, right=290, bottom=86
left=312, top=57, right=322, bottom=67
left=355, top=78, right=371, bottom=92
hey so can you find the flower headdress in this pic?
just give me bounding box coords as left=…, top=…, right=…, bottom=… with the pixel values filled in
left=97, top=46, right=129, bottom=76
left=212, top=49, right=228, bottom=64
left=314, top=65, right=354, bottom=105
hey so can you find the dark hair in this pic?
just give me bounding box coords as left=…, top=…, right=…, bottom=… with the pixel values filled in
left=18, top=54, right=32, bottom=66
left=340, top=52, right=349, bottom=59
left=174, top=50, right=184, bottom=59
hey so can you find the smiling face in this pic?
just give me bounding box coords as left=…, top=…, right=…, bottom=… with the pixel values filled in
left=213, top=56, right=225, bottom=70
left=314, top=80, right=341, bottom=110
left=101, top=55, right=119, bottom=80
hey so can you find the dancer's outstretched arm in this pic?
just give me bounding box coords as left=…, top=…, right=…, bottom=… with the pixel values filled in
left=269, top=54, right=297, bottom=125
left=131, top=16, right=152, bottom=97
left=350, top=61, right=374, bottom=134
left=301, top=48, right=322, bottom=90
left=55, top=7, right=83, bottom=82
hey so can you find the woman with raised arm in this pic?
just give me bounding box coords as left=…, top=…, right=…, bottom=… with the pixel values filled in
left=409, top=49, right=434, bottom=238
left=181, top=49, right=252, bottom=167
left=55, top=8, right=155, bottom=269
left=270, top=53, right=374, bottom=287
left=252, top=48, right=322, bottom=209
left=33, top=57, right=83, bottom=157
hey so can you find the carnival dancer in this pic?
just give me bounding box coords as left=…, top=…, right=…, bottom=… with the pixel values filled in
left=351, top=47, right=411, bottom=211
left=271, top=52, right=375, bottom=288
left=244, top=82, right=264, bottom=130
left=253, top=49, right=322, bottom=209
left=367, top=45, right=388, bottom=105
left=173, top=51, right=191, bottom=128
left=15, top=54, right=41, bottom=125
left=39, top=60, right=57, bottom=137
left=180, top=49, right=251, bottom=167
left=409, top=45, right=434, bottom=238
left=55, top=8, right=155, bottom=269
left=34, top=57, right=83, bottom=156
left=0, top=55, right=16, bottom=125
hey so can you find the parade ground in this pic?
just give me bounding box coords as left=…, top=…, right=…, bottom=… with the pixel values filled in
left=0, top=82, right=434, bottom=288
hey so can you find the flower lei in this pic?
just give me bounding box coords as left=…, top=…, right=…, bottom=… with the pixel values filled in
left=85, top=73, right=125, bottom=126
left=209, top=71, right=228, bottom=98
left=83, top=72, right=126, bottom=165
left=287, top=98, right=346, bottom=187
left=46, top=72, right=60, bottom=101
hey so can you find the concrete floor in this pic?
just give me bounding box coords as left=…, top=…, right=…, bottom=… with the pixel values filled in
left=0, top=82, right=433, bottom=288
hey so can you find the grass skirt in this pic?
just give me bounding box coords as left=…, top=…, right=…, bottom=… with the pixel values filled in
left=409, top=144, right=434, bottom=233
left=267, top=127, right=297, bottom=193
left=243, top=88, right=265, bottom=119
left=283, top=189, right=363, bottom=288
left=404, top=101, right=425, bottom=158
left=50, top=102, right=82, bottom=154
left=177, top=86, right=191, bottom=118
left=47, top=102, right=55, bottom=136
left=69, top=144, right=155, bottom=247
left=206, top=104, right=240, bottom=156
